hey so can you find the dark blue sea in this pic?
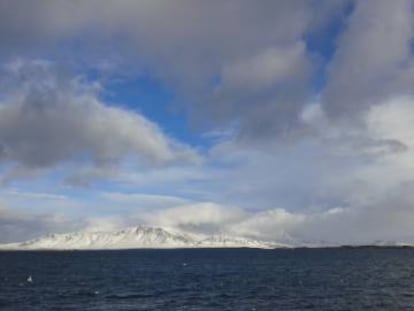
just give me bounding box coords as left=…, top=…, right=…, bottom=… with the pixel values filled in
left=1, top=248, right=414, bottom=310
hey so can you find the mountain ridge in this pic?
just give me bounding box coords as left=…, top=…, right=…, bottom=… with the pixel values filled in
left=0, top=226, right=289, bottom=250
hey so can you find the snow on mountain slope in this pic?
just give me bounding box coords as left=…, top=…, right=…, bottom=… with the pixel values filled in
left=0, top=226, right=286, bottom=250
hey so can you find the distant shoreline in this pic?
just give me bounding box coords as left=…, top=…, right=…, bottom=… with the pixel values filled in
left=0, top=245, right=413, bottom=252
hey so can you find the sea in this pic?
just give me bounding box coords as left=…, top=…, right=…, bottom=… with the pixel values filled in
left=1, top=248, right=414, bottom=310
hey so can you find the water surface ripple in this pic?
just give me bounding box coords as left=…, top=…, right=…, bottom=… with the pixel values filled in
left=1, top=248, right=414, bottom=310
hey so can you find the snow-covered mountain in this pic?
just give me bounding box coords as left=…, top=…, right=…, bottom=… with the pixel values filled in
left=0, top=226, right=289, bottom=250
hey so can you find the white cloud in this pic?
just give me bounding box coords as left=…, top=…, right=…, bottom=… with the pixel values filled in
left=367, top=96, right=414, bottom=146
left=140, top=202, right=247, bottom=235
left=82, top=216, right=126, bottom=233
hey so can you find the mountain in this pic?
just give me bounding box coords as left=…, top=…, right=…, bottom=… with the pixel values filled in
left=0, top=226, right=288, bottom=250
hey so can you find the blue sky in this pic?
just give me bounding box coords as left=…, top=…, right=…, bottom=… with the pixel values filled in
left=1, top=0, right=414, bottom=245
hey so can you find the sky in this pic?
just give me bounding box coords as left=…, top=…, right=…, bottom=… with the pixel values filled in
left=1, top=0, right=414, bottom=245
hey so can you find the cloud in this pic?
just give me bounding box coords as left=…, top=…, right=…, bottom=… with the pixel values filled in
left=0, top=60, right=198, bottom=182
left=5, top=189, right=67, bottom=201
left=291, top=184, right=414, bottom=245
left=324, top=0, right=414, bottom=120
left=367, top=96, right=414, bottom=147
left=0, top=204, right=82, bottom=243
left=2, top=1, right=414, bottom=246
left=219, top=43, right=309, bottom=92
left=101, top=192, right=191, bottom=209
left=211, top=42, right=312, bottom=139
left=140, top=202, right=247, bottom=235
left=0, top=1, right=349, bottom=139
left=134, top=186, right=414, bottom=245
left=226, top=208, right=305, bottom=242
left=81, top=216, right=127, bottom=233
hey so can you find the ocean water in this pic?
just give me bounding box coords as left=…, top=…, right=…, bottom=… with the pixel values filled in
left=1, top=248, right=414, bottom=310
